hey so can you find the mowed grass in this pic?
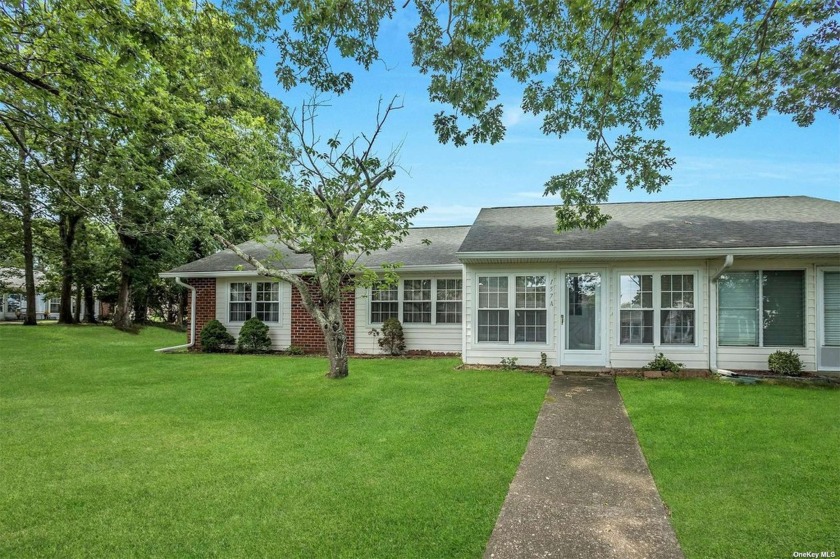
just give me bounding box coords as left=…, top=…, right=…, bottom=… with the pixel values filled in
left=0, top=325, right=549, bottom=558
left=617, top=378, right=840, bottom=559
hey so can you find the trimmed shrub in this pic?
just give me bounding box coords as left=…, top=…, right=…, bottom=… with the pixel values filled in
left=236, top=317, right=272, bottom=354
left=644, top=353, right=683, bottom=373
left=768, top=349, right=803, bottom=376
left=200, top=319, right=235, bottom=353
left=285, top=344, right=306, bottom=356
left=378, top=318, right=406, bottom=356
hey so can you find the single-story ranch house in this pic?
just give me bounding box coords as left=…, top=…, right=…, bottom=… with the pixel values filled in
left=161, top=196, right=840, bottom=372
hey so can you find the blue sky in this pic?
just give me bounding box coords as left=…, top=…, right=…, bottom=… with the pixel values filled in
left=256, top=13, right=840, bottom=227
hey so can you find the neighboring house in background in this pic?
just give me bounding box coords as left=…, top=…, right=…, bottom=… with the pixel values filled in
left=0, top=267, right=106, bottom=321
left=160, top=196, right=840, bottom=372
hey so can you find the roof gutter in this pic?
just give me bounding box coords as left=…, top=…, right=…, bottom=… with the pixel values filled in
left=711, top=254, right=735, bottom=282
left=457, top=245, right=840, bottom=262
left=155, top=277, right=196, bottom=353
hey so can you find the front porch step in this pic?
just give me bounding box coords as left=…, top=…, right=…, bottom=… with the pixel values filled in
left=553, top=366, right=613, bottom=377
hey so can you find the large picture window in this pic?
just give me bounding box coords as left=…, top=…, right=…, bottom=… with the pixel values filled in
left=229, top=281, right=280, bottom=323
left=718, top=270, right=804, bottom=347
left=477, top=274, right=548, bottom=344
left=620, top=273, right=696, bottom=345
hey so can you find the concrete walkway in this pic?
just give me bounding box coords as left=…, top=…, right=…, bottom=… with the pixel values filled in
left=484, top=376, right=684, bottom=559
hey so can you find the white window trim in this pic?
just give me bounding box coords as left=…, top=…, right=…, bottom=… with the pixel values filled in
left=474, top=271, right=552, bottom=346
left=818, top=266, right=840, bottom=349
left=717, top=268, right=807, bottom=348
left=368, top=277, right=463, bottom=327
left=227, top=280, right=281, bottom=324
left=616, top=270, right=701, bottom=348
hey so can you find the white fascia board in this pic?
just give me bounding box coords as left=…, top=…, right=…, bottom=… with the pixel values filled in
left=457, top=245, right=840, bottom=262
left=158, top=264, right=463, bottom=279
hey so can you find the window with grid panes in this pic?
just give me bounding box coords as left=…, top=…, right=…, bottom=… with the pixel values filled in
left=477, top=276, right=509, bottom=342
left=255, top=282, right=280, bottom=322
left=370, top=282, right=399, bottom=323
left=436, top=279, right=462, bottom=324
left=403, top=279, right=432, bottom=323
left=660, top=274, right=695, bottom=344
left=515, top=275, right=547, bottom=343
left=229, top=282, right=252, bottom=322
left=619, top=275, right=654, bottom=344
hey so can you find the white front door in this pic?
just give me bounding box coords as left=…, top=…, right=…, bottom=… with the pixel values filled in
left=560, top=271, right=607, bottom=366
left=818, top=267, right=840, bottom=371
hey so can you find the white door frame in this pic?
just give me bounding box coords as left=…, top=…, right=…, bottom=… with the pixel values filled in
left=559, top=269, right=608, bottom=367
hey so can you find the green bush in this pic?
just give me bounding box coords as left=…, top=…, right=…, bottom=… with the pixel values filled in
left=236, top=317, right=272, bottom=354
left=768, top=349, right=803, bottom=376
left=285, top=344, right=306, bottom=356
left=378, top=318, right=406, bottom=356
left=644, top=353, right=683, bottom=373
left=200, top=319, right=235, bottom=353
left=500, top=356, right=519, bottom=370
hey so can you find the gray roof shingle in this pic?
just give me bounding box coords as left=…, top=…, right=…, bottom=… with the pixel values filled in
left=458, top=196, right=840, bottom=253
left=165, top=225, right=471, bottom=275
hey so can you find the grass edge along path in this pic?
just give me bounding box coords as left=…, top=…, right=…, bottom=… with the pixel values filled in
left=617, top=377, right=839, bottom=559
left=0, top=325, right=549, bottom=558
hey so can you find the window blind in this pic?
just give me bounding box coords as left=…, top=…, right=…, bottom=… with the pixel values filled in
left=825, top=272, right=840, bottom=347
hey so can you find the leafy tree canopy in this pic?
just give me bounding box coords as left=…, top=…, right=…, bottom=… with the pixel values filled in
left=228, top=0, right=839, bottom=228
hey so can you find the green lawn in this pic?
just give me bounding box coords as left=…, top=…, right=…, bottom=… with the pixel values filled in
left=0, top=325, right=549, bottom=558
left=618, top=378, right=840, bottom=559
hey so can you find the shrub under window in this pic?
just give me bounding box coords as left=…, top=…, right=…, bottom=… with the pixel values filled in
left=236, top=317, right=272, bottom=353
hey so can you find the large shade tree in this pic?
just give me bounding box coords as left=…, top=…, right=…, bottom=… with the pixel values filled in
left=230, top=0, right=839, bottom=228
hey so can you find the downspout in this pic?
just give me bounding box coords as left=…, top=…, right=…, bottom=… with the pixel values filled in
left=709, top=255, right=734, bottom=373
left=155, top=277, right=196, bottom=353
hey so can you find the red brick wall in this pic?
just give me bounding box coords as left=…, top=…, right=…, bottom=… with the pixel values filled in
left=290, top=279, right=355, bottom=354
left=187, top=278, right=216, bottom=349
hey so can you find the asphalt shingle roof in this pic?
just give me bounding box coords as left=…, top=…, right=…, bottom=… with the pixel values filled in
left=165, top=225, right=471, bottom=275
left=458, top=196, right=840, bottom=253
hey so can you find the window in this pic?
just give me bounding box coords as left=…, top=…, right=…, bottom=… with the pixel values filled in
left=718, top=270, right=804, bottom=347
left=620, top=275, right=654, bottom=344
left=370, top=282, right=398, bottom=323
left=478, top=276, right=509, bottom=342
left=403, top=279, right=432, bottom=323
left=229, top=281, right=281, bottom=323
left=49, top=298, right=60, bottom=314
left=825, top=271, right=840, bottom=347
left=255, top=282, right=280, bottom=322
left=660, top=274, right=695, bottom=344
left=436, top=279, right=462, bottom=324
left=515, top=276, right=547, bottom=343
left=620, top=273, right=696, bottom=345
left=371, top=278, right=463, bottom=325
left=229, top=282, right=252, bottom=322
left=477, top=274, right=548, bottom=344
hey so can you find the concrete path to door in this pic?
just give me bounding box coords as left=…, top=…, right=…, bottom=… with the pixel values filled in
left=484, top=376, right=684, bottom=559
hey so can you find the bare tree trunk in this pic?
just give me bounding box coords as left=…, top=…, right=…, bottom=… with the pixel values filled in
left=321, top=286, right=349, bottom=379
left=58, top=212, right=81, bottom=324
left=83, top=285, right=96, bottom=323
left=73, top=282, right=82, bottom=322
left=18, top=129, right=37, bottom=326
left=112, top=271, right=132, bottom=330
